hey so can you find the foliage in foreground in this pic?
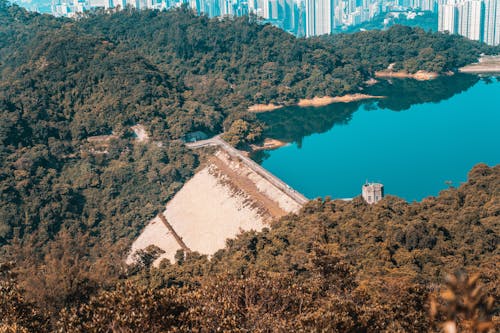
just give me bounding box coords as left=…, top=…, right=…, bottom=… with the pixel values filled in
left=1, top=164, right=498, bottom=332
left=0, top=2, right=499, bottom=330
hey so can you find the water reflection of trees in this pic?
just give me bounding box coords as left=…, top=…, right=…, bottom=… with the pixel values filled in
left=257, top=102, right=362, bottom=147
left=365, top=73, right=479, bottom=111
left=257, top=74, right=480, bottom=146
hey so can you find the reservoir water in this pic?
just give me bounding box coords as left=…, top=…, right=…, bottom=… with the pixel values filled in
left=253, top=75, right=500, bottom=202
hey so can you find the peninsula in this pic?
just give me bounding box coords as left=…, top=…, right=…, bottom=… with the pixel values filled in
left=248, top=94, right=384, bottom=112
left=459, top=55, right=500, bottom=73
left=374, top=69, right=440, bottom=80
left=297, top=93, right=385, bottom=107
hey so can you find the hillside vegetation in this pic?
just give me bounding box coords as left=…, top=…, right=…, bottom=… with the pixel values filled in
left=2, top=164, right=498, bottom=331
left=0, top=1, right=498, bottom=330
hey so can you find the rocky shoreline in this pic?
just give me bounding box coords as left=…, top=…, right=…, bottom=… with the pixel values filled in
left=374, top=70, right=440, bottom=81
left=459, top=55, right=500, bottom=73
left=249, top=93, right=384, bottom=112
left=297, top=93, right=384, bottom=107
left=248, top=103, right=283, bottom=112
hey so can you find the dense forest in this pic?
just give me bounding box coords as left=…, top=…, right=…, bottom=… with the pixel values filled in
left=2, top=164, right=499, bottom=331
left=0, top=0, right=498, bottom=331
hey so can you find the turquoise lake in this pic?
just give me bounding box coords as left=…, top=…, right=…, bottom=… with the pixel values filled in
left=253, top=75, right=500, bottom=202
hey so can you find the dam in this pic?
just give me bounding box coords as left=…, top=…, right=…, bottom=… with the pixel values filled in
left=127, top=136, right=307, bottom=265
left=187, top=135, right=308, bottom=205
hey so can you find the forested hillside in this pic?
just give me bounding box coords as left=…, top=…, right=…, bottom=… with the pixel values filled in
left=0, top=1, right=498, bottom=331
left=2, top=164, right=498, bottom=331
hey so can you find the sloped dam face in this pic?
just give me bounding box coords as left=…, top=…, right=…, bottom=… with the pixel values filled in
left=127, top=149, right=304, bottom=266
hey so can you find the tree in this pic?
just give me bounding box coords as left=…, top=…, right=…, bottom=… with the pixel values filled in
left=56, top=282, right=185, bottom=332
left=0, top=262, right=50, bottom=332
left=222, top=119, right=263, bottom=148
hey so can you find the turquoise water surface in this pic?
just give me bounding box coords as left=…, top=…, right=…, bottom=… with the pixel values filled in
left=255, top=75, right=500, bottom=201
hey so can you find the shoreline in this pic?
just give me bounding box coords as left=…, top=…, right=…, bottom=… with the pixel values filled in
left=250, top=138, right=288, bottom=151
left=247, top=60, right=495, bottom=113
left=374, top=70, right=440, bottom=81
left=297, top=93, right=384, bottom=107
left=248, top=93, right=384, bottom=112
left=459, top=55, right=500, bottom=73
left=248, top=103, right=283, bottom=112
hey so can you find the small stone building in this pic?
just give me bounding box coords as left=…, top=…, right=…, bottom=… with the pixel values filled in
left=184, top=131, right=208, bottom=143
left=362, top=183, right=384, bottom=204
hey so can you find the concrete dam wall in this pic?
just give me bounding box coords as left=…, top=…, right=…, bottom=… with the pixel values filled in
left=127, top=149, right=305, bottom=266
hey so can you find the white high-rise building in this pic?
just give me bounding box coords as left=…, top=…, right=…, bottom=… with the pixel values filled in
left=247, top=0, right=257, bottom=13
left=437, top=0, right=500, bottom=44
left=258, top=0, right=271, bottom=18
left=189, top=0, right=200, bottom=13
left=417, top=0, right=436, bottom=11
left=305, top=0, right=334, bottom=37
left=484, top=0, right=500, bottom=45
left=458, top=0, right=483, bottom=41
left=438, top=3, right=458, bottom=33
left=269, top=0, right=279, bottom=18
left=89, top=0, right=113, bottom=9
left=305, top=0, right=315, bottom=36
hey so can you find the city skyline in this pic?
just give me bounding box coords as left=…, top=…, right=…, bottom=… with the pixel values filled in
left=20, top=0, right=498, bottom=44
left=438, top=0, right=500, bottom=45
left=49, top=0, right=439, bottom=36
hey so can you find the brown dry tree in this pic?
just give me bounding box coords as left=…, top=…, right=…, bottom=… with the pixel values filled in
left=430, top=271, right=496, bottom=333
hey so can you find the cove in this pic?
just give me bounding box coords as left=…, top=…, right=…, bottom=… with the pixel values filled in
left=253, top=75, right=500, bottom=202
